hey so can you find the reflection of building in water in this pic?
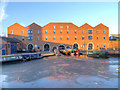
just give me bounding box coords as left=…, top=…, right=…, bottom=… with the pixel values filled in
left=47, top=59, right=110, bottom=80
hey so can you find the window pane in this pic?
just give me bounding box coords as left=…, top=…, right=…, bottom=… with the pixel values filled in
left=97, top=30, right=98, bottom=33
left=88, top=36, right=92, bottom=40
left=28, top=30, right=33, bottom=35
left=67, top=36, right=69, bottom=40
left=54, top=36, right=55, bottom=40
left=54, top=30, right=55, bottom=34
left=60, top=30, right=62, bottom=34
left=45, top=30, right=47, bottom=34
left=67, top=30, right=69, bottom=34
left=38, top=30, right=39, bottom=34
left=75, top=36, right=77, bottom=40
left=88, top=30, right=92, bottom=34
left=82, top=36, right=84, bottom=40
left=75, top=30, right=76, bottom=34
left=60, top=37, right=62, bottom=40
left=46, top=37, right=47, bottom=40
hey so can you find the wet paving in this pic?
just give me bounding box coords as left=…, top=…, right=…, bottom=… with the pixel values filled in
left=1, top=55, right=119, bottom=88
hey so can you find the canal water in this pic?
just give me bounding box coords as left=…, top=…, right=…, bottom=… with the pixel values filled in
left=1, top=55, right=119, bottom=88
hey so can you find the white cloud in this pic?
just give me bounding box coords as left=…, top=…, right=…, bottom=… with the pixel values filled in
left=0, top=0, right=8, bottom=36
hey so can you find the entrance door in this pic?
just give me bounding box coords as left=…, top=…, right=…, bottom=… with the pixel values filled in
left=73, top=43, right=78, bottom=49
left=28, top=44, right=33, bottom=52
left=44, top=44, right=50, bottom=51
left=2, top=49, right=5, bottom=55
left=11, top=43, right=17, bottom=54
left=88, top=43, right=93, bottom=50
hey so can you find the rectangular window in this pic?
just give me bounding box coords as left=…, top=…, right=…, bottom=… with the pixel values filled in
left=67, top=26, right=69, bottom=28
left=104, top=36, right=105, bottom=39
left=104, top=30, right=105, bottom=33
left=82, top=36, right=84, bottom=40
left=97, top=30, right=98, bottom=34
left=67, top=30, right=69, bottom=34
left=82, top=30, right=84, bottom=34
left=45, top=30, right=47, bottom=34
left=75, top=30, right=76, bottom=34
left=28, top=36, right=33, bottom=41
left=22, top=30, right=24, bottom=34
left=104, top=44, right=106, bottom=47
left=28, top=30, right=33, bottom=35
left=53, top=26, right=55, bottom=29
left=38, top=36, right=39, bottom=40
left=11, top=30, right=13, bottom=34
left=54, top=36, right=55, bottom=40
left=60, top=36, right=62, bottom=40
left=75, top=36, right=77, bottom=40
left=38, top=45, right=40, bottom=49
left=97, top=44, right=99, bottom=47
left=88, top=35, right=92, bottom=40
left=97, top=36, right=99, bottom=40
left=67, top=36, right=69, bottom=40
left=53, top=30, right=55, bottom=34
left=22, top=37, right=24, bottom=41
left=38, top=30, right=39, bottom=34
left=45, top=37, right=47, bottom=40
left=60, top=30, right=62, bottom=34
left=88, top=30, right=92, bottom=34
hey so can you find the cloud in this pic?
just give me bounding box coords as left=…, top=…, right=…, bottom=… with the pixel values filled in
left=0, top=1, right=8, bottom=22
left=0, top=0, right=8, bottom=36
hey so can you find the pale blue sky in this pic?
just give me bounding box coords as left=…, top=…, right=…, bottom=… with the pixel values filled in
left=1, top=2, right=118, bottom=36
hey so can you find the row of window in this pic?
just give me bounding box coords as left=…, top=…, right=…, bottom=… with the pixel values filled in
left=45, top=36, right=106, bottom=40
left=45, top=30, right=106, bottom=34
left=10, top=29, right=106, bottom=34
left=22, top=36, right=106, bottom=41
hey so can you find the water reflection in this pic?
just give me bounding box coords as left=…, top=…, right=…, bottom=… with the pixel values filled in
left=2, top=55, right=118, bottom=88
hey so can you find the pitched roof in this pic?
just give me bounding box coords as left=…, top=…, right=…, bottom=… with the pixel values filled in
left=26, top=22, right=41, bottom=27
left=94, top=23, right=108, bottom=28
left=0, top=37, right=21, bottom=43
left=43, top=22, right=79, bottom=27
left=80, top=23, right=93, bottom=28
left=8, top=23, right=25, bottom=28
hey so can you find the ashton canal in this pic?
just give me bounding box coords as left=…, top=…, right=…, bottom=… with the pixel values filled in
left=1, top=55, right=119, bottom=88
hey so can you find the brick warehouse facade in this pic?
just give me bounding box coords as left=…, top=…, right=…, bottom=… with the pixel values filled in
left=8, top=22, right=110, bottom=52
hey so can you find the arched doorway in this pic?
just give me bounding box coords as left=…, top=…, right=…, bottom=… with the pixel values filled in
left=52, top=46, right=57, bottom=52
left=66, top=46, right=71, bottom=49
left=58, top=45, right=65, bottom=50
left=44, top=44, right=50, bottom=51
left=88, top=43, right=93, bottom=50
left=28, top=44, right=33, bottom=52
left=73, top=43, right=78, bottom=49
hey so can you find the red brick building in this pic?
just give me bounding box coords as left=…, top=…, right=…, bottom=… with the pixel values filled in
left=8, top=22, right=110, bottom=52
left=0, top=37, right=21, bottom=55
